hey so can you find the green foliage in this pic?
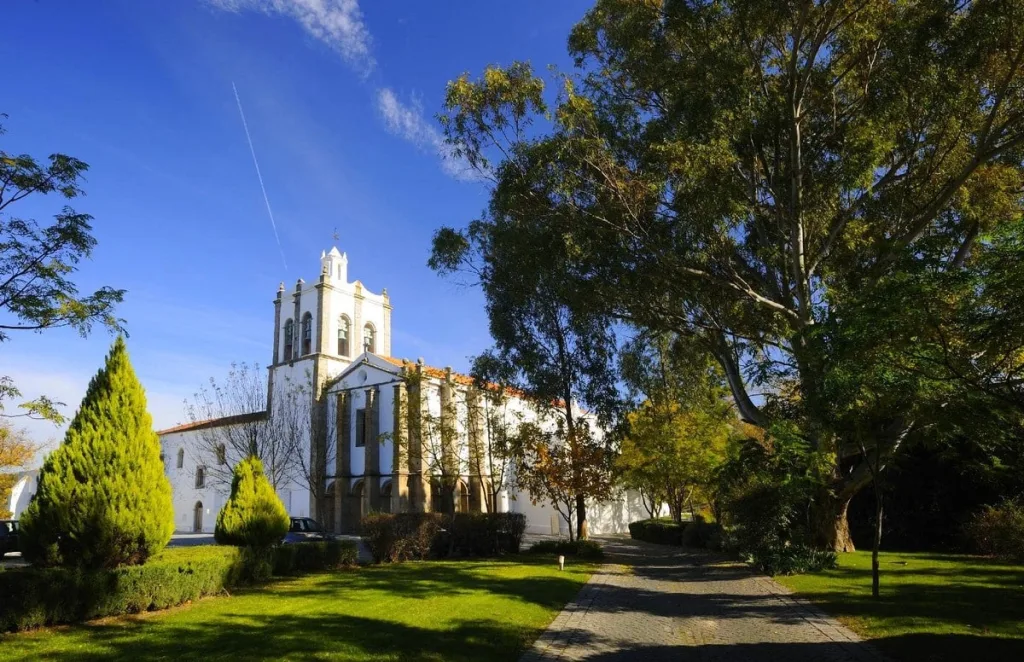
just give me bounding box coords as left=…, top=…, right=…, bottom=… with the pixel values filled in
left=214, top=456, right=289, bottom=549
left=434, top=0, right=1024, bottom=551
left=19, top=338, right=173, bottom=568
left=442, top=512, right=527, bottom=557
left=628, top=518, right=683, bottom=546
left=527, top=539, right=604, bottom=560
left=0, top=542, right=360, bottom=632
left=271, top=540, right=359, bottom=575
left=965, top=498, right=1024, bottom=562
left=0, top=116, right=124, bottom=422
left=361, top=512, right=525, bottom=563
left=744, top=544, right=838, bottom=577
left=0, top=546, right=245, bottom=631
left=681, top=517, right=723, bottom=551
left=362, top=513, right=444, bottom=563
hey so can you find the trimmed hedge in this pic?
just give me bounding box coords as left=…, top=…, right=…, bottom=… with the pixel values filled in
left=629, top=518, right=684, bottom=545
left=0, top=541, right=358, bottom=632
left=361, top=512, right=527, bottom=563
left=527, top=539, right=605, bottom=559
left=629, top=517, right=724, bottom=550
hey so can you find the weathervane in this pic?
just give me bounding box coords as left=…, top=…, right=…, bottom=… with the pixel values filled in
left=332, top=227, right=339, bottom=241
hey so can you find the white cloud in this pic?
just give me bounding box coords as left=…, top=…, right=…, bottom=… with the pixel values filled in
left=209, top=0, right=374, bottom=74
left=377, top=88, right=477, bottom=181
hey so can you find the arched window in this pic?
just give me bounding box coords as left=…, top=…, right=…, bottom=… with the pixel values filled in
left=176, top=448, right=185, bottom=469
left=458, top=481, right=470, bottom=513
left=195, top=466, right=206, bottom=489
left=337, top=315, right=350, bottom=357
left=283, top=318, right=294, bottom=361
left=301, top=313, right=313, bottom=355
left=363, top=323, right=376, bottom=354
left=380, top=481, right=393, bottom=514
left=216, top=444, right=226, bottom=465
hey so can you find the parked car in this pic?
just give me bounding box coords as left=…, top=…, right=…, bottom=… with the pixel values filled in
left=0, top=520, right=19, bottom=557
left=283, top=517, right=336, bottom=544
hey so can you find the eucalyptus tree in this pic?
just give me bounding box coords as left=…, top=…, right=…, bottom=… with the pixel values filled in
left=433, top=0, right=1024, bottom=549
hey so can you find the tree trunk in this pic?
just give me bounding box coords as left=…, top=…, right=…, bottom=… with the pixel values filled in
left=872, top=495, right=882, bottom=598
left=811, top=493, right=856, bottom=552
left=576, top=494, right=587, bottom=540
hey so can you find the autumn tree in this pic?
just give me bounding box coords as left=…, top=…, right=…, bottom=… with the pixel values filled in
left=617, top=335, right=734, bottom=522
left=0, top=420, right=36, bottom=518
left=0, top=115, right=124, bottom=423
left=435, top=0, right=1024, bottom=550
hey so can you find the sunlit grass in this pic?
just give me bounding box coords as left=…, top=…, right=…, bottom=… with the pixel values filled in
left=1, top=557, right=594, bottom=661
left=777, top=550, right=1024, bottom=661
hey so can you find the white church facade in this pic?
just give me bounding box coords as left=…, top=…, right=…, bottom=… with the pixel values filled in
left=157, top=249, right=651, bottom=536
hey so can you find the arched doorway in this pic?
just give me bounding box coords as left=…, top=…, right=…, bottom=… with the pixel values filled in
left=193, top=501, right=204, bottom=532
left=353, top=480, right=366, bottom=521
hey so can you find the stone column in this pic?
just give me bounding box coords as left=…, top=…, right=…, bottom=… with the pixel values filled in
left=362, top=387, right=380, bottom=515
left=333, top=392, right=347, bottom=533
left=392, top=379, right=410, bottom=513
left=339, top=392, right=353, bottom=532
left=466, top=388, right=487, bottom=513
left=408, top=360, right=431, bottom=512
left=439, top=369, right=459, bottom=513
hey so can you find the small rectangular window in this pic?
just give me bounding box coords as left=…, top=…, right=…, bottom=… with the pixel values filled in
left=355, top=408, right=366, bottom=448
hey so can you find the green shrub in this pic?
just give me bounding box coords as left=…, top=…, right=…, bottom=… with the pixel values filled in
left=965, top=498, right=1024, bottom=561
left=0, top=546, right=245, bottom=631
left=527, top=539, right=605, bottom=559
left=682, top=517, right=723, bottom=549
left=273, top=540, right=359, bottom=574
left=361, top=512, right=527, bottom=563
left=362, top=513, right=444, bottom=563
left=19, top=338, right=174, bottom=569
left=0, top=541, right=359, bottom=632
left=214, top=456, right=289, bottom=549
left=743, top=542, right=838, bottom=576
left=628, top=518, right=683, bottom=545
left=440, top=513, right=527, bottom=557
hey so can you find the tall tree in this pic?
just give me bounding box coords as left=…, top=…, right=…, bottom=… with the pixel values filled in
left=436, top=0, right=1024, bottom=549
left=19, top=338, right=173, bottom=568
left=0, top=116, right=124, bottom=422
left=432, top=212, right=622, bottom=539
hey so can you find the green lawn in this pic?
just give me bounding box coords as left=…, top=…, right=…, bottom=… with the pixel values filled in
left=0, top=557, right=593, bottom=661
left=777, top=550, right=1024, bottom=661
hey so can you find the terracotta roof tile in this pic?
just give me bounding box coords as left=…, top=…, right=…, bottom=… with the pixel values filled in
left=156, top=411, right=267, bottom=436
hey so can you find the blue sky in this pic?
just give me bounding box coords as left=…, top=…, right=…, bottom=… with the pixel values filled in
left=3, top=0, right=592, bottom=453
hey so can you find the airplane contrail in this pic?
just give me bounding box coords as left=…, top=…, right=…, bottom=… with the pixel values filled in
left=232, top=82, right=288, bottom=271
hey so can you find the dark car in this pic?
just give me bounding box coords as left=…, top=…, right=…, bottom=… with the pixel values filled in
left=283, top=517, right=335, bottom=544
left=0, top=520, right=19, bottom=557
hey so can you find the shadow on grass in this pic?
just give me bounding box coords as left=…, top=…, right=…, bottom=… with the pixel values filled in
left=16, top=613, right=536, bottom=662
left=274, top=558, right=591, bottom=612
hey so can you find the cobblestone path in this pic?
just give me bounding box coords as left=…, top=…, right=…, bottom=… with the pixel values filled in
left=521, top=537, right=884, bottom=662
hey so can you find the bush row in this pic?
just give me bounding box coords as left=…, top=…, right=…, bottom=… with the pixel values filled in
left=629, top=517, right=724, bottom=550
left=965, top=498, right=1024, bottom=561
left=361, top=512, right=527, bottom=563
left=629, top=518, right=683, bottom=545
left=527, top=539, right=605, bottom=559
left=0, top=541, right=358, bottom=632
left=742, top=543, right=838, bottom=576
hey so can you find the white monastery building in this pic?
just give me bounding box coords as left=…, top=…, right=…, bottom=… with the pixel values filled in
left=157, top=249, right=651, bottom=536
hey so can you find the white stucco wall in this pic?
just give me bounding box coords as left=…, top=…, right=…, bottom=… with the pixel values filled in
left=7, top=470, right=38, bottom=519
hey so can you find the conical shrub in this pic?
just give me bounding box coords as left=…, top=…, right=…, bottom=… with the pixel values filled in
left=19, top=337, right=174, bottom=568
left=215, top=456, right=289, bottom=548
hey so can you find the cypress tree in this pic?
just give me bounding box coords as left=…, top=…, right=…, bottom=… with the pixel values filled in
left=215, top=456, right=289, bottom=548
left=19, top=337, right=174, bottom=568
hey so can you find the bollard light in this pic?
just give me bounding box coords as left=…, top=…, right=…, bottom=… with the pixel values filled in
left=558, top=555, right=565, bottom=571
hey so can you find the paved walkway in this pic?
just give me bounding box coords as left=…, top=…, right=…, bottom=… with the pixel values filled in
left=521, top=537, right=884, bottom=662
